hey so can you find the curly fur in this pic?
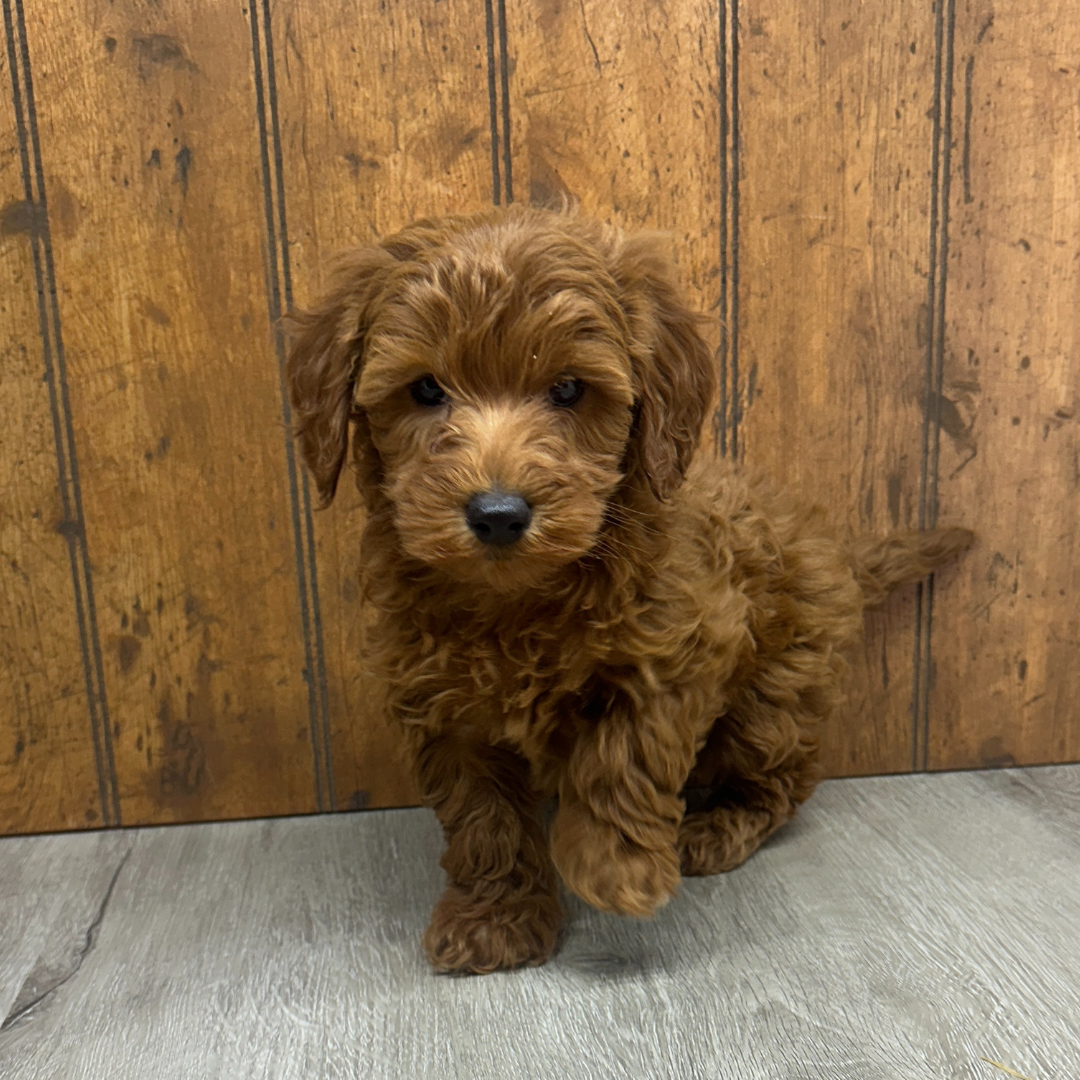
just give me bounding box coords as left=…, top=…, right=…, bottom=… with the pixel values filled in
left=286, top=205, right=973, bottom=974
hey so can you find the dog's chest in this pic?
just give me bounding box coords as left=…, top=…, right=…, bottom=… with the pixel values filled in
left=404, top=614, right=610, bottom=740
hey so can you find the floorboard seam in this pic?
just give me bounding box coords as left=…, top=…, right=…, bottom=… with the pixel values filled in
left=0, top=846, right=132, bottom=1033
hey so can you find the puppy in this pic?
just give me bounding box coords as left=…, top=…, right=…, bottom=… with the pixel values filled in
left=286, top=206, right=972, bottom=974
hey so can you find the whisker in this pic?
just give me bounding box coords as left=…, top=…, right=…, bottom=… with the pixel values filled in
left=604, top=507, right=666, bottom=539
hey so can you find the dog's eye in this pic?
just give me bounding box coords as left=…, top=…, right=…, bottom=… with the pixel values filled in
left=549, top=377, right=585, bottom=408
left=410, top=375, right=448, bottom=407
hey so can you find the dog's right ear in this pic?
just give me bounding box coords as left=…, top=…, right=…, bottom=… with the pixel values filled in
left=285, top=246, right=397, bottom=508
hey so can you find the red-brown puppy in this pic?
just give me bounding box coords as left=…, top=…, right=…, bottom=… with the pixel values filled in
left=286, top=205, right=972, bottom=974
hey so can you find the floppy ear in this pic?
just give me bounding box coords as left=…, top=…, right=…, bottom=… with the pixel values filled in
left=610, top=234, right=717, bottom=501
left=285, top=246, right=397, bottom=508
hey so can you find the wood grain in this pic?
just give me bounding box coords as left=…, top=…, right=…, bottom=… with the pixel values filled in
left=0, top=26, right=103, bottom=834
left=271, top=0, right=498, bottom=809
left=3, top=0, right=1079, bottom=834
left=19, top=0, right=320, bottom=824
left=0, top=830, right=131, bottom=1026
left=1, top=766, right=1078, bottom=1078
left=926, top=0, right=1080, bottom=770
left=736, top=2, right=947, bottom=775
left=505, top=0, right=722, bottom=358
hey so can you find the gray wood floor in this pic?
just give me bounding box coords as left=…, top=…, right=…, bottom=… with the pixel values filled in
left=1, top=767, right=1077, bottom=1080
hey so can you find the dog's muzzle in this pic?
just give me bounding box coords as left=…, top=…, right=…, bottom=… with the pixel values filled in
left=465, top=492, right=532, bottom=547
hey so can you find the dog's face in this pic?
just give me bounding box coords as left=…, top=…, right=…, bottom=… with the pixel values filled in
left=355, top=235, right=638, bottom=592
left=286, top=208, right=714, bottom=594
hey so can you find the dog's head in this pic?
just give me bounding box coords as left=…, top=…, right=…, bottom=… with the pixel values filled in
left=286, top=207, right=715, bottom=593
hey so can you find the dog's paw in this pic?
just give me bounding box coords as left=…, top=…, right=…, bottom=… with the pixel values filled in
left=678, top=806, right=774, bottom=876
left=550, top=801, right=680, bottom=918
left=422, top=885, right=562, bottom=975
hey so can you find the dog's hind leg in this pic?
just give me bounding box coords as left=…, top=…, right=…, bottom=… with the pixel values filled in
left=414, top=735, right=563, bottom=974
left=677, top=680, right=827, bottom=877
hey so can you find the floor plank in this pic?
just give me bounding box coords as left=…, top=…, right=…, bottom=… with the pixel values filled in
left=0, top=767, right=1076, bottom=1080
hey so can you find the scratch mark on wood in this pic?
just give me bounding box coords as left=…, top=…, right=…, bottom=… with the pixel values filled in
left=962, top=54, right=974, bottom=204
left=579, top=0, right=601, bottom=72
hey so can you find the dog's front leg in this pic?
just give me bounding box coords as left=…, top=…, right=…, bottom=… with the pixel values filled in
left=413, top=734, right=562, bottom=974
left=549, top=693, right=695, bottom=918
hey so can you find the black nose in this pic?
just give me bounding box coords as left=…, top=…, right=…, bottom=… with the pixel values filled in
left=465, top=492, right=532, bottom=547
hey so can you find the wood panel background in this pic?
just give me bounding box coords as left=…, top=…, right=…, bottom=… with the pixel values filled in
left=1, top=0, right=1076, bottom=835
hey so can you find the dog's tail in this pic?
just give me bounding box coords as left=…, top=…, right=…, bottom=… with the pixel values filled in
left=847, top=527, right=975, bottom=607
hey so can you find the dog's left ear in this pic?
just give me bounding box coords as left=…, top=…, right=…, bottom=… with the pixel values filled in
left=284, top=246, right=397, bottom=508
left=610, top=234, right=716, bottom=500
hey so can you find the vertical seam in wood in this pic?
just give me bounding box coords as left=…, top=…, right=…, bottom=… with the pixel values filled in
left=484, top=0, right=501, bottom=205
left=715, top=0, right=741, bottom=459
left=262, top=0, right=335, bottom=812
left=497, top=0, right=513, bottom=204
left=930, top=0, right=956, bottom=533
left=4, top=0, right=120, bottom=826
left=729, top=0, right=741, bottom=460
left=715, top=0, right=729, bottom=456
left=249, top=0, right=332, bottom=812
left=912, top=0, right=956, bottom=772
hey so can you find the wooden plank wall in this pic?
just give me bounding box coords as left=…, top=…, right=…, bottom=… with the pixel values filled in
left=1, top=0, right=1077, bottom=835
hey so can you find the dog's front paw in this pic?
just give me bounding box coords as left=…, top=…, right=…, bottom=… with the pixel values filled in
left=550, top=801, right=680, bottom=917
left=422, top=885, right=562, bottom=974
